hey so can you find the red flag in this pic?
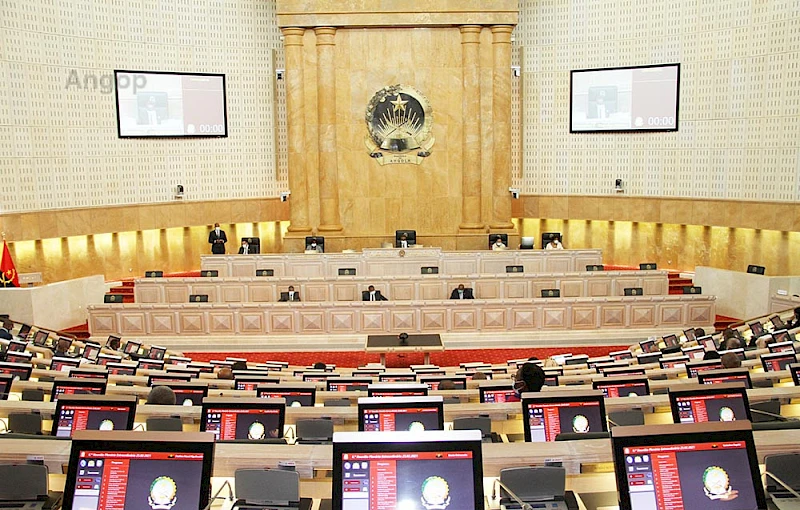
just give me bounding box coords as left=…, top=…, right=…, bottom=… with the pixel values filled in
left=0, top=240, right=19, bottom=287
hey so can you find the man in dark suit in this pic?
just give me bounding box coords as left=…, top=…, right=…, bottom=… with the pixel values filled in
left=238, top=239, right=251, bottom=255
left=279, top=285, right=301, bottom=302
left=0, top=320, right=12, bottom=340
left=449, top=284, right=474, bottom=300
left=362, top=285, right=387, bottom=301
left=208, top=223, right=227, bottom=254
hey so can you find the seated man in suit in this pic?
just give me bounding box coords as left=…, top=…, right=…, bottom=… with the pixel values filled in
left=397, top=234, right=413, bottom=249
left=450, top=284, right=474, bottom=300
left=0, top=320, right=12, bottom=340
left=491, top=237, right=507, bottom=251
left=305, top=237, right=323, bottom=253
left=362, top=285, right=387, bottom=302
left=545, top=235, right=564, bottom=250
left=279, top=285, right=301, bottom=302
left=238, top=239, right=252, bottom=255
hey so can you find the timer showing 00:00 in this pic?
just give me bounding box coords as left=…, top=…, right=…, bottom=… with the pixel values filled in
left=186, top=124, right=225, bottom=135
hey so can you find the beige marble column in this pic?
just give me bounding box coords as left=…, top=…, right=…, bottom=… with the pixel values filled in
left=459, top=26, right=484, bottom=231
left=282, top=27, right=311, bottom=233
left=490, top=25, right=515, bottom=229
left=314, top=27, right=343, bottom=233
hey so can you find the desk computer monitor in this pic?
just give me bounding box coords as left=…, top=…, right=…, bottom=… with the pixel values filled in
left=52, top=378, right=107, bottom=400
left=659, top=356, right=689, bottom=370
left=696, top=335, right=718, bottom=351
left=302, top=372, right=340, bottom=383
left=200, top=397, right=285, bottom=441
left=520, top=237, right=535, bottom=249
left=0, top=361, right=33, bottom=381
left=81, top=342, right=102, bottom=362
left=123, top=340, right=142, bottom=356
left=418, top=375, right=467, bottom=391
left=602, top=366, right=647, bottom=378
left=96, top=353, right=122, bottom=366
left=332, top=430, right=484, bottom=510
left=669, top=383, right=751, bottom=424
left=16, top=323, right=31, bottom=340
left=62, top=431, right=215, bottom=510
left=587, top=357, right=613, bottom=369
left=55, top=337, right=73, bottom=354
left=378, top=372, right=417, bottom=383
left=635, top=352, right=662, bottom=366
left=147, top=345, right=167, bottom=361
left=327, top=377, right=373, bottom=392
left=367, top=383, right=429, bottom=398
left=611, top=421, right=767, bottom=510
left=167, top=366, right=202, bottom=378
left=522, top=390, right=607, bottom=442
left=6, top=339, right=27, bottom=353
left=610, top=350, right=633, bottom=361
left=257, top=384, right=316, bottom=407
left=697, top=368, right=753, bottom=389
left=593, top=377, right=650, bottom=398
left=358, top=396, right=444, bottom=432
left=761, top=352, right=797, bottom=372
left=639, top=339, right=657, bottom=353
left=790, top=364, right=800, bottom=386
left=188, top=362, right=215, bottom=374
left=32, top=329, right=50, bottom=348
left=51, top=394, right=137, bottom=438
left=683, top=328, right=697, bottom=343
left=719, top=348, right=746, bottom=361
left=565, top=354, right=589, bottom=366
left=768, top=339, right=795, bottom=353
left=139, top=359, right=165, bottom=370
left=771, top=315, right=787, bottom=329
left=68, top=368, right=109, bottom=380
left=147, top=374, right=193, bottom=386
left=594, top=361, right=628, bottom=373
left=6, top=351, right=32, bottom=364
left=685, top=360, right=723, bottom=378
left=682, top=345, right=707, bottom=360
left=107, top=362, right=137, bottom=376
left=749, top=321, right=765, bottom=337
left=0, top=373, right=13, bottom=399
left=49, top=356, right=80, bottom=372
left=662, top=334, right=679, bottom=348
left=163, top=382, right=209, bottom=406
left=478, top=382, right=520, bottom=403
left=234, top=375, right=281, bottom=391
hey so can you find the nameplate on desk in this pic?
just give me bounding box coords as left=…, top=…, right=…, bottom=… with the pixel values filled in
left=145, top=271, right=164, bottom=278
left=338, top=268, right=357, bottom=276
left=256, top=269, right=274, bottom=277
left=421, top=267, right=439, bottom=274
left=506, top=265, right=524, bottom=273
left=586, top=265, right=604, bottom=272
left=200, top=270, right=219, bottom=277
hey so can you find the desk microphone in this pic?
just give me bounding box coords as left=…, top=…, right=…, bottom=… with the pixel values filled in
left=749, top=408, right=794, bottom=422
left=201, top=479, right=234, bottom=510
left=492, top=478, right=535, bottom=510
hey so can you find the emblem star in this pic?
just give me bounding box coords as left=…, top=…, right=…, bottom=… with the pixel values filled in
left=390, top=94, right=408, bottom=113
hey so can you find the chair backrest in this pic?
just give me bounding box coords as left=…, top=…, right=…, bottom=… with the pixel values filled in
left=750, top=400, right=783, bottom=423
left=323, top=398, right=352, bottom=407
left=146, top=417, right=183, bottom=432
left=452, top=416, right=491, bottom=437
left=295, top=419, right=333, bottom=441
left=8, top=413, right=42, bottom=435
left=607, top=410, right=645, bottom=427
left=765, top=453, right=800, bottom=493
left=21, top=389, right=45, bottom=402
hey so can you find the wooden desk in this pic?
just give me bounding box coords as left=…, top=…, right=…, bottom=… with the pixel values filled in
left=365, top=333, right=444, bottom=365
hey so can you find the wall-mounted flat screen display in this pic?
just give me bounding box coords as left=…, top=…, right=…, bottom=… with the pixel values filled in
left=115, top=71, right=227, bottom=138
left=570, top=63, right=680, bottom=133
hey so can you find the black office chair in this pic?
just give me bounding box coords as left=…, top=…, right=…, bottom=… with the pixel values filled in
left=7, top=413, right=43, bottom=435
left=453, top=416, right=497, bottom=443
left=146, top=417, right=183, bottom=432
left=295, top=419, right=334, bottom=444
left=21, top=389, right=45, bottom=402
left=607, top=410, right=645, bottom=427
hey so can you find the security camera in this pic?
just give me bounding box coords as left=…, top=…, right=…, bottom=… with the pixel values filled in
left=509, top=187, right=520, bottom=199
left=280, top=191, right=290, bottom=202
left=175, top=184, right=184, bottom=199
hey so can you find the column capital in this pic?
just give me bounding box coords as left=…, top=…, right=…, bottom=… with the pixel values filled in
left=314, top=26, right=337, bottom=44
left=490, top=25, right=515, bottom=41
left=459, top=25, right=482, bottom=42
left=281, top=27, right=306, bottom=43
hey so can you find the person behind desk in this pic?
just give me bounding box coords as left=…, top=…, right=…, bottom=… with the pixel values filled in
left=785, top=307, right=800, bottom=330
left=305, top=237, right=323, bottom=253
left=513, top=363, right=545, bottom=397
left=397, top=234, right=412, bottom=249
left=0, top=320, right=12, bottom=340
left=450, top=284, right=474, bottom=300
left=545, top=236, right=564, bottom=250
left=208, top=223, right=227, bottom=254
left=147, top=386, right=177, bottom=405
left=279, top=285, right=301, bottom=302
left=238, top=239, right=252, bottom=255
left=491, top=237, right=506, bottom=251
left=362, top=285, right=387, bottom=302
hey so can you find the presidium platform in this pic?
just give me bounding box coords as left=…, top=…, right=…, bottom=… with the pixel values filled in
left=87, top=249, right=716, bottom=353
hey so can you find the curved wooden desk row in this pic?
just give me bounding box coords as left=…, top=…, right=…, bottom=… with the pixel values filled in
left=200, top=249, right=604, bottom=279
left=0, top=430, right=798, bottom=479
left=2, top=386, right=798, bottom=423
left=88, top=295, right=716, bottom=336
left=133, top=270, right=669, bottom=304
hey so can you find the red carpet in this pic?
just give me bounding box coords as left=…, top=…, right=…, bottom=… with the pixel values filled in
left=184, top=346, right=630, bottom=369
